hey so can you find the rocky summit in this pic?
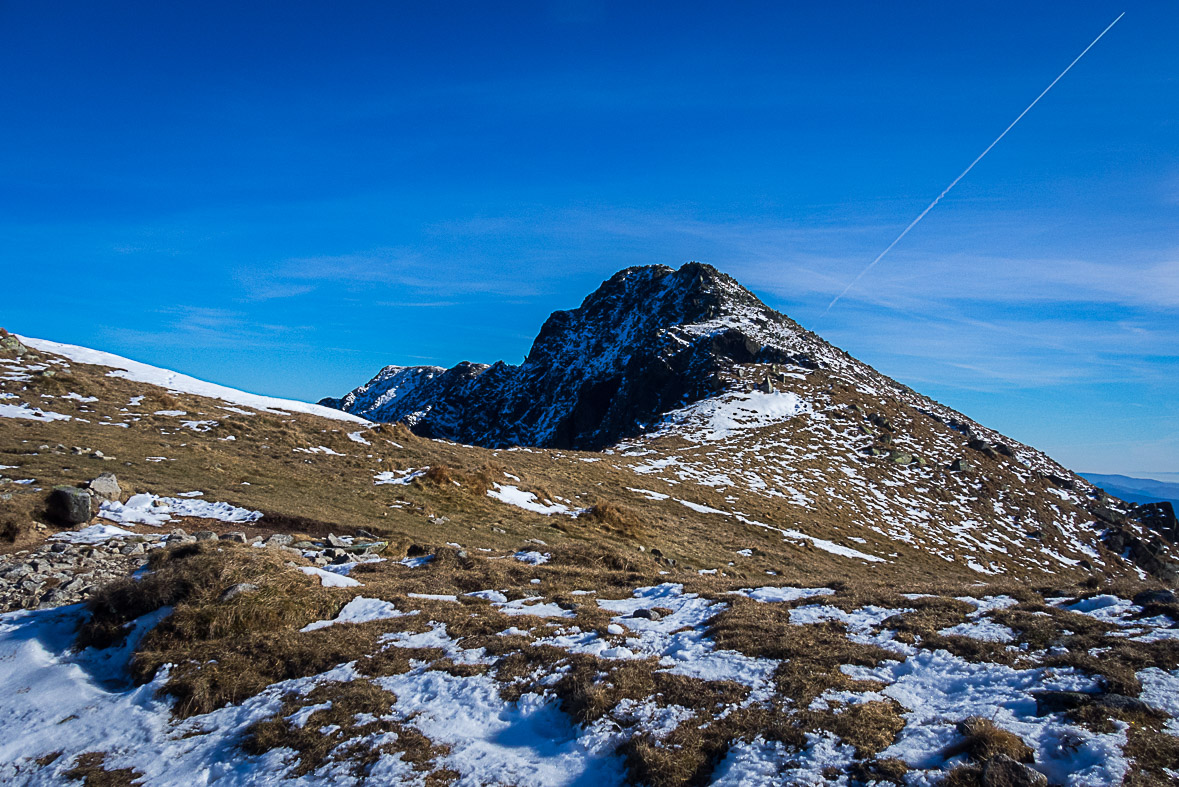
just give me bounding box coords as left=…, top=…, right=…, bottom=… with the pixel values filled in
left=321, top=263, right=832, bottom=449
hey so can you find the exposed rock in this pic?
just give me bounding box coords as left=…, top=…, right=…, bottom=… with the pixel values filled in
left=321, top=263, right=825, bottom=449
left=1134, top=502, right=1178, bottom=542
left=220, top=531, right=247, bottom=544
left=1133, top=589, right=1177, bottom=606
left=194, top=531, right=218, bottom=542
left=86, top=473, right=121, bottom=501
left=1032, top=691, right=1093, bottom=716
left=0, top=535, right=160, bottom=612
left=630, top=608, right=662, bottom=621
left=47, top=486, right=94, bottom=526
left=1094, top=694, right=1152, bottom=715
left=980, top=755, right=1047, bottom=787
left=326, top=533, right=349, bottom=548
left=263, top=533, right=294, bottom=548
left=0, top=329, right=29, bottom=356
left=888, top=451, right=913, bottom=465
left=950, top=458, right=976, bottom=473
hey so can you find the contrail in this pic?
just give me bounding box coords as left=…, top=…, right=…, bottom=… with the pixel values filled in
left=821, top=11, right=1125, bottom=317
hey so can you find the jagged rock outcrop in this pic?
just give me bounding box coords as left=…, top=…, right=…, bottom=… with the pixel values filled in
left=321, top=263, right=834, bottom=449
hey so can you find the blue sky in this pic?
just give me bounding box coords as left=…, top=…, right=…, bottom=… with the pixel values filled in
left=2, top=1, right=1175, bottom=478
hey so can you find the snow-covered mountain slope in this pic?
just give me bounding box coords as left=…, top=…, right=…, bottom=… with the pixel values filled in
left=20, top=335, right=368, bottom=424
left=323, top=263, right=1179, bottom=584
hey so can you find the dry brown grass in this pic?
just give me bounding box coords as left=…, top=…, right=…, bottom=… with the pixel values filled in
left=576, top=501, right=645, bottom=539
left=944, top=716, right=1034, bottom=764
left=706, top=597, right=895, bottom=706
left=242, top=678, right=456, bottom=783
left=62, top=752, right=142, bottom=786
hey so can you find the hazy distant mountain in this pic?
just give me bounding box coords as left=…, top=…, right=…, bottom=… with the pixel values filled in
left=1081, top=472, right=1179, bottom=507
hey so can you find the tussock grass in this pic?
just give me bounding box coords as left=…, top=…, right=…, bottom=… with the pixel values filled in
left=242, top=679, right=455, bottom=783
left=945, top=716, right=1034, bottom=764
left=576, top=501, right=645, bottom=539
left=62, top=752, right=142, bottom=786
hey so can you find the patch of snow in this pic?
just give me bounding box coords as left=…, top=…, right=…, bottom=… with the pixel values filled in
left=938, top=620, right=1017, bottom=643
left=677, top=499, right=730, bottom=516
left=373, top=468, right=426, bottom=485
left=731, top=586, right=835, bottom=603
left=713, top=732, right=857, bottom=787
left=652, top=390, right=811, bottom=443
left=301, top=597, right=412, bottom=631
left=20, top=335, right=368, bottom=424
left=845, top=648, right=1126, bottom=786
left=1138, top=668, right=1179, bottom=736
left=49, top=525, right=157, bottom=545
left=488, top=484, right=572, bottom=516
left=626, top=487, right=669, bottom=501
left=294, top=445, right=344, bottom=456
left=298, top=567, right=362, bottom=588
left=99, top=494, right=262, bottom=527
left=0, top=403, right=71, bottom=422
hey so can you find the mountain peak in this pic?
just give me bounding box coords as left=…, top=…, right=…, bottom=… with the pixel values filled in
left=323, top=262, right=829, bottom=448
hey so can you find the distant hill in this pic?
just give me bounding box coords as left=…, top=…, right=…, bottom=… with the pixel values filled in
left=1080, top=472, right=1179, bottom=507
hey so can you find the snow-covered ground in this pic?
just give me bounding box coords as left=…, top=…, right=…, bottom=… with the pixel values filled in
left=3, top=578, right=1174, bottom=785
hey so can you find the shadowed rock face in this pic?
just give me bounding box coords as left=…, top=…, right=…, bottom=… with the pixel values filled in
left=320, top=262, right=832, bottom=449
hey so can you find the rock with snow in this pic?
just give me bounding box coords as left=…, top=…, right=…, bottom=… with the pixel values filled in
left=322, top=263, right=826, bottom=449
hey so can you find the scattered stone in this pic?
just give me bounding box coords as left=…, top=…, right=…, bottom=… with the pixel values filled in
left=220, top=531, right=247, bottom=544
left=326, top=533, right=349, bottom=548
left=888, top=451, right=913, bottom=465
left=968, top=438, right=999, bottom=460
left=86, top=473, right=121, bottom=501
left=263, top=533, right=294, bottom=548
left=630, top=608, right=662, bottom=621
left=1133, top=589, right=1177, bottom=606
left=1032, top=691, right=1093, bottom=716
left=980, top=755, right=1047, bottom=787
left=194, top=531, right=218, bottom=542
left=1094, top=694, right=1153, bottom=715
left=46, top=486, right=94, bottom=526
